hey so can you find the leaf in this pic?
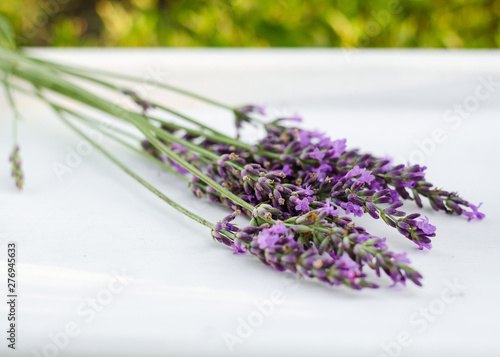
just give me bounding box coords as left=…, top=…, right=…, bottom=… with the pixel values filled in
left=0, top=14, right=16, bottom=50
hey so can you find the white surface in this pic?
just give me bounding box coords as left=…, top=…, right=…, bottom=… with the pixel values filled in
left=0, top=49, right=499, bottom=357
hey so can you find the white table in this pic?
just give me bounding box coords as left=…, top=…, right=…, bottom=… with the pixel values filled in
left=1, top=49, right=499, bottom=357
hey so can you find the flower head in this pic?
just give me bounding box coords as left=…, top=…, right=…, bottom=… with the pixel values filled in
left=269, top=222, right=288, bottom=235
left=256, top=229, right=280, bottom=249
left=288, top=113, right=303, bottom=122
left=416, top=216, right=436, bottom=235
left=295, top=197, right=310, bottom=213
left=9, top=145, right=23, bottom=190
left=311, top=147, right=325, bottom=161
left=313, top=164, right=332, bottom=180
left=317, top=199, right=341, bottom=217
left=463, top=203, right=485, bottom=221
left=281, top=164, right=292, bottom=176
left=345, top=165, right=375, bottom=184
left=237, top=105, right=265, bottom=116
left=332, top=139, right=347, bottom=158
left=340, top=201, right=363, bottom=217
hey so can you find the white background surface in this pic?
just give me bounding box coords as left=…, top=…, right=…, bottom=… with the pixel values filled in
left=0, top=49, right=499, bottom=357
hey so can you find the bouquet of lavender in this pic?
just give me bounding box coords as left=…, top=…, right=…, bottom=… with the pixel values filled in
left=0, top=17, right=484, bottom=290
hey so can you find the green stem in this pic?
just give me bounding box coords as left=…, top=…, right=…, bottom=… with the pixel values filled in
left=6, top=62, right=255, bottom=212
left=51, top=65, right=275, bottom=155
left=1, top=65, right=20, bottom=144
left=29, top=56, right=234, bottom=110
left=133, top=119, right=255, bottom=212
left=59, top=108, right=190, bottom=183
left=8, top=80, right=191, bottom=184
left=31, top=60, right=234, bottom=139
left=49, top=104, right=214, bottom=229
left=0, top=50, right=280, bottom=159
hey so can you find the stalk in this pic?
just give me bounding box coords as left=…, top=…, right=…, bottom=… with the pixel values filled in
left=2, top=66, right=20, bottom=142
left=0, top=50, right=279, bottom=159
left=49, top=103, right=214, bottom=229
left=3, top=61, right=255, bottom=212
left=58, top=108, right=190, bottom=182
left=29, top=56, right=234, bottom=110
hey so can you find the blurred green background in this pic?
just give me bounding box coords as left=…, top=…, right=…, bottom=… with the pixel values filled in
left=0, top=0, right=499, bottom=47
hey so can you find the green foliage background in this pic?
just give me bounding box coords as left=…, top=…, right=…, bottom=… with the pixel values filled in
left=0, top=0, right=499, bottom=47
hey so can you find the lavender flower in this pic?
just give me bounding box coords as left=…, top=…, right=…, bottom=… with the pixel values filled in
left=229, top=220, right=376, bottom=289
left=416, top=216, right=436, bottom=235
left=9, top=145, right=23, bottom=190
left=234, top=105, right=266, bottom=136
left=133, top=102, right=483, bottom=288
left=2, top=45, right=485, bottom=293
left=236, top=105, right=266, bottom=116
left=212, top=209, right=422, bottom=289
left=122, top=89, right=155, bottom=114
left=463, top=203, right=485, bottom=221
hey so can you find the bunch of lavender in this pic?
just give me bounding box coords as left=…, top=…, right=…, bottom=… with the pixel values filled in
left=136, top=108, right=483, bottom=288
left=0, top=25, right=485, bottom=290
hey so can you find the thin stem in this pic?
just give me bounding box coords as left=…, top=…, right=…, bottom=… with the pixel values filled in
left=133, top=119, right=255, bottom=212
left=0, top=51, right=280, bottom=159
left=7, top=80, right=191, bottom=184
left=141, top=119, right=220, bottom=160
left=51, top=104, right=214, bottom=229
left=27, top=61, right=233, bottom=139
left=151, top=103, right=233, bottom=140
left=3, top=55, right=255, bottom=212
left=12, top=63, right=254, bottom=211
left=138, top=118, right=257, bottom=178
left=29, top=56, right=234, bottom=110
left=2, top=67, right=20, bottom=143
left=142, top=115, right=260, bottom=154
left=59, top=108, right=190, bottom=183
left=43, top=65, right=269, bottom=153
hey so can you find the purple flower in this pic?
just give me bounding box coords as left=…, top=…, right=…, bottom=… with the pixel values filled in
left=317, top=199, right=341, bottom=217
left=256, top=229, right=280, bottom=249
left=313, top=164, right=332, bottom=180
left=172, top=161, right=189, bottom=175
left=231, top=242, right=246, bottom=254
left=375, top=237, right=389, bottom=250
left=345, top=165, right=374, bottom=184
left=299, top=184, right=314, bottom=196
left=238, top=105, right=265, bottom=116
left=401, top=180, right=416, bottom=188
left=336, top=253, right=359, bottom=270
left=340, top=201, right=363, bottom=217
left=172, top=143, right=189, bottom=153
left=389, top=189, right=400, bottom=204
left=297, top=130, right=311, bottom=146
left=381, top=157, right=393, bottom=171
left=354, top=233, right=371, bottom=243
left=295, top=198, right=310, bottom=213
left=335, top=253, right=360, bottom=279
left=358, top=170, right=375, bottom=184
left=345, top=165, right=363, bottom=179
left=311, top=148, right=325, bottom=161
left=9, top=145, right=24, bottom=190
left=319, top=136, right=332, bottom=148
left=463, top=203, right=485, bottom=221
left=288, top=113, right=303, bottom=122
left=392, top=252, right=411, bottom=265
left=254, top=106, right=266, bottom=116
left=281, top=164, right=292, bottom=176
left=269, top=222, right=288, bottom=235
left=416, top=216, right=436, bottom=235
left=417, top=241, right=432, bottom=250
left=332, top=139, right=347, bottom=158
